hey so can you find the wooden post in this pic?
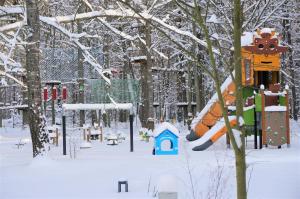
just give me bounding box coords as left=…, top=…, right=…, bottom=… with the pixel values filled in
left=0, top=103, right=3, bottom=128
left=83, top=129, right=86, bottom=141
left=87, top=128, right=90, bottom=142
left=285, top=86, right=290, bottom=147
left=55, top=127, right=59, bottom=146
left=260, top=85, right=266, bottom=146
left=254, top=111, right=258, bottom=149
left=62, top=115, right=66, bottom=155
left=99, top=126, right=103, bottom=142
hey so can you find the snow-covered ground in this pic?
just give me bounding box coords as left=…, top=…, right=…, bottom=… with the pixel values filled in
left=0, top=121, right=299, bottom=199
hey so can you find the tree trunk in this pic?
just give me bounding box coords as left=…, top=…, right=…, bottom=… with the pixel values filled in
left=194, top=27, right=205, bottom=113
left=77, top=2, right=85, bottom=127
left=233, top=0, right=247, bottom=198
left=0, top=0, right=5, bottom=6
left=139, top=21, right=154, bottom=128
left=25, top=0, right=48, bottom=157
left=187, top=63, right=192, bottom=115
left=284, top=15, right=298, bottom=121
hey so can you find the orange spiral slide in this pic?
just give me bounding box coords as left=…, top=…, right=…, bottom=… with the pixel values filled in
left=186, top=76, right=236, bottom=150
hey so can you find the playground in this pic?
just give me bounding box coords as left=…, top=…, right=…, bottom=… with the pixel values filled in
left=0, top=0, right=300, bottom=195
left=0, top=28, right=299, bottom=199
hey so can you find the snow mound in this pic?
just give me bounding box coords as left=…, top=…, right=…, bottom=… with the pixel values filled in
left=157, top=174, right=178, bottom=192
left=29, top=156, right=58, bottom=168
left=80, top=141, right=92, bottom=149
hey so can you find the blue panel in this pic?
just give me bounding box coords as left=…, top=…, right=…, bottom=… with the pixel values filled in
left=154, top=129, right=178, bottom=155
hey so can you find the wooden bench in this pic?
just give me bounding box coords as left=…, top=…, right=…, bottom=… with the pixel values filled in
left=83, top=124, right=103, bottom=142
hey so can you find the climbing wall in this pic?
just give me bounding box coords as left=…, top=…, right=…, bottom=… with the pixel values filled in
left=265, top=111, right=287, bottom=146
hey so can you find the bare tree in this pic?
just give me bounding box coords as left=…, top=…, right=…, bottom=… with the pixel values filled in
left=25, top=0, right=48, bottom=157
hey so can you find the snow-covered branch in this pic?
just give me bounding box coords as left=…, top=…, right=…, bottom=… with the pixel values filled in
left=0, top=70, right=26, bottom=88
left=0, top=5, right=24, bottom=17
left=39, top=16, right=111, bottom=85
left=0, top=21, right=23, bottom=32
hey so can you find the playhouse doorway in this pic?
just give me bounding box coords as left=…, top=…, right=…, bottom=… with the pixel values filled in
left=160, top=139, right=173, bottom=151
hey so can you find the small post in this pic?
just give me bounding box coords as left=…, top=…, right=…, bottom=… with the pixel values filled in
left=43, top=87, right=48, bottom=115
left=87, top=128, right=90, bottom=142
left=260, top=85, right=266, bottom=147
left=285, top=85, right=290, bottom=147
left=55, top=127, right=59, bottom=146
left=83, top=129, right=86, bottom=141
left=62, top=115, right=66, bottom=155
left=225, top=107, right=230, bottom=148
left=51, top=85, right=56, bottom=125
left=130, top=114, right=134, bottom=152
left=100, top=125, right=103, bottom=142
left=254, top=111, right=258, bottom=149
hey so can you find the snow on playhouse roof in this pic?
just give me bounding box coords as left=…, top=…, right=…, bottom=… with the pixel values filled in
left=260, top=28, right=273, bottom=34
left=153, top=122, right=179, bottom=137
left=157, top=174, right=178, bottom=192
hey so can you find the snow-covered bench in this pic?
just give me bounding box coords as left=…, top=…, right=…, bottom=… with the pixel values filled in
left=106, top=133, right=119, bottom=145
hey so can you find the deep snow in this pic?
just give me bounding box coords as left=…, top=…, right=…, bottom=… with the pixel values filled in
left=0, top=120, right=299, bottom=199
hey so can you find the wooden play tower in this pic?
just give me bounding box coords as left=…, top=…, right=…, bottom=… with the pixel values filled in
left=187, top=28, right=290, bottom=150
left=241, top=28, right=289, bottom=149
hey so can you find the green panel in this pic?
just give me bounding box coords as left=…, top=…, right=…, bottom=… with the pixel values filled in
left=243, top=107, right=255, bottom=125
left=279, top=96, right=286, bottom=106
left=242, top=87, right=254, bottom=100
left=88, top=79, right=140, bottom=104
left=255, top=94, right=262, bottom=112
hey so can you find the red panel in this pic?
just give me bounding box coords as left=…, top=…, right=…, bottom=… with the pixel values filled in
left=43, top=87, right=48, bottom=101
left=52, top=87, right=57, bottom=100
left=62, top=86, right=67, bottom=100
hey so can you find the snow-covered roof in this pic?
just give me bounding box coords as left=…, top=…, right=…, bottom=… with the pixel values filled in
left=153, top=122, right=179, bottom=137
left=261, top=28, right=273, bottom=34
left=241, top=32, right=253, bottom=47
left=62, top=103, right=133, bottom=111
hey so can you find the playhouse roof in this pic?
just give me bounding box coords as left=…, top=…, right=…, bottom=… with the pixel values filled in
left=153, top=122, right=179, bottom=137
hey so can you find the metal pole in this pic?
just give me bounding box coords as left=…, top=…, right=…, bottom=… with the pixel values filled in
left=51, top=85, right=55, bottom=125
left=62, top=115, right=66, bottom=155
left=254, top=111, right=258, bottom=149
left=130, top=114, right=134, bottom=152
left=259, top=129, right=263, bottom=149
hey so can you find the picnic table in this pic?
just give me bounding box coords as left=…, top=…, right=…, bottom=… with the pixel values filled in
left=106, top=134, right=119, bottom=145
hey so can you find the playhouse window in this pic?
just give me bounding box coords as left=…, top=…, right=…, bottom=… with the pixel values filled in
left=161, top=140, right=174, bottom=151
left=244, top=59, right=251, bottom=84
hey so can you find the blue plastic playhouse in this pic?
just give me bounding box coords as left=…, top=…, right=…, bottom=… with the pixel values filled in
left=153, top=122, right=179, bottom=155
